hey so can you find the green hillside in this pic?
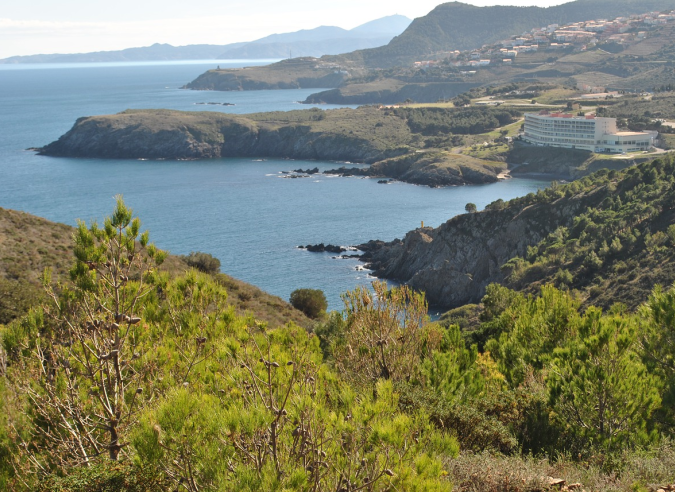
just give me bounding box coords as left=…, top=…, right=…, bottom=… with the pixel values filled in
left=4, top=196, right=675, bottom=491
left=360, top=154, right=675, bottom=311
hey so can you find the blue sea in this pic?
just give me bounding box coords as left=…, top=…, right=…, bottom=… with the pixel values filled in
left=0, top=60, right=550, bottom=311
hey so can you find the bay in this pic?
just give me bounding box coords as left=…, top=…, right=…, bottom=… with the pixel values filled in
left=0, top=60, right=549, bottom=311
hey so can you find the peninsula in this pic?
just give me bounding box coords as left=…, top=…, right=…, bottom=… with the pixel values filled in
left=38, top=106, right=522, bottom=186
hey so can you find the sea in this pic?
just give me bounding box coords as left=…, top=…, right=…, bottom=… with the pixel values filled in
left=0, top=60, right=550, bottom=312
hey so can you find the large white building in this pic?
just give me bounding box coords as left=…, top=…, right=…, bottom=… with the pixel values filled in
left=523, top=111, right=655, bottom=153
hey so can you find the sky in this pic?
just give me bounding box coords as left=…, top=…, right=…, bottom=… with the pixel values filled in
left=0, top=0, right=569, bottom=59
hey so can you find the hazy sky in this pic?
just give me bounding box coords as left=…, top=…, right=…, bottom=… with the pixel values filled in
left=1, top=0, right=569, bottom=58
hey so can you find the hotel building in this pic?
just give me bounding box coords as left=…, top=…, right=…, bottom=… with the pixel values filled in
left=523, top=111, right=654, bottom=153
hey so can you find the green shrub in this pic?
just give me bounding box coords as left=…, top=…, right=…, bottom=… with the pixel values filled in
left=289, top=288, right=327, bottom=318
left=181, top=251, right=221, bottom=274
left=37, top=461, right=165, bottom=492
left=397, top=384, right=518, bottom=454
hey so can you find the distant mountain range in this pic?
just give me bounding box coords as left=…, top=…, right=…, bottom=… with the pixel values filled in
left=0, top=15, right=411, bottom=64
left=327, top=0, right=675, bottom=68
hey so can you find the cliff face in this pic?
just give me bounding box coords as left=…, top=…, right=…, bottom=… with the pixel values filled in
left=360, top=188, right=605, bottom=308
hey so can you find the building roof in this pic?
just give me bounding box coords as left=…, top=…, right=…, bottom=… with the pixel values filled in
left=532, top=111, right=595, bottom=120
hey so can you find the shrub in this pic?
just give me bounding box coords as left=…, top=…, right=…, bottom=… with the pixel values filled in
left=397, top=384, right=518, bottom=454
left=289, top=288, right=327, bottom=318
left=37, top=461, right=165, bottom=492
left=182, top=251, right=221, bottom=274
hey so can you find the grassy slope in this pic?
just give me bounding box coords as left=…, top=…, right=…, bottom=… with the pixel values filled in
left=39, top=107, right=420, bottom=166
left=0, top=207, right=311, bottom=328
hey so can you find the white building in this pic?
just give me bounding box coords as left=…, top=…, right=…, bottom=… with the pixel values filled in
left=523, top=112, right=654, bottom=153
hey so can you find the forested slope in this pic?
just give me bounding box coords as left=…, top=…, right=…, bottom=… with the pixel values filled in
left=362, top=154, right=675, bottom=310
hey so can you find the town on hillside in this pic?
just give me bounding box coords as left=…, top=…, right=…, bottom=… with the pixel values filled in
left=414, top=8, right=675, bottom=79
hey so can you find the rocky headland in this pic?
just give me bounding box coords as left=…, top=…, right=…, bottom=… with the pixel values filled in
left=38, top=108, right=406, bottom=162
left=356, top=185, right=607, bottom=308
left=183, top=58, right=362, bottom=91
left=38, top=107, right=509, bottom=186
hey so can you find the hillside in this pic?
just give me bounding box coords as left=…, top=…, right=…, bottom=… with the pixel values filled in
left=303, top=22, right=675, bottom=105
left=183, top=2, right=675, bottom=100
left=0, top=207, right=311, bottom=328
left=360, top=153, right=675, bottom=310
left=327, top=0, right=675, bottom=69
left=4, top=199, right=675, bottom=492
left=37, top=106, right=522, bottom=185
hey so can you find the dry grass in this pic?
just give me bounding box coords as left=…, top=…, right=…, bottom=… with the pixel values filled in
left=446, top=441, right=675, bottom=492
left=0, top=207, right=311, bottom=329
left=0, top=207, right=74, bottom=283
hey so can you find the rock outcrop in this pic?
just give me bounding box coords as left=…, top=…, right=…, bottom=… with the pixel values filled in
left=326, top=152, right=504, bottom=187
left=359, top=188, right=605, bottom=308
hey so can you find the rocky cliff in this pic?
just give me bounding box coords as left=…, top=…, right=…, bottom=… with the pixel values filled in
left=359, top=185, right=607, bottom=308
left=39, top=109, right=406, bottom=163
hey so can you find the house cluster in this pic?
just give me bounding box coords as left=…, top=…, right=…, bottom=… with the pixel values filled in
left=496, top=10, right=675, bottom=55
left=413, top=9, right=675, bottom=69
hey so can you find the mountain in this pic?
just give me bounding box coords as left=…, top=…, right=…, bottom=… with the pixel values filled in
left=216, top=37, right=396, bottom=59
left=327, top=0, right=675, bottom=68
left=351, top=14, right=414, bottom=35
left=0, top=43, right=247, bottom=64
left=0, top=15, right=411, bottom=64
left=216, top=15, right=412, bottom=59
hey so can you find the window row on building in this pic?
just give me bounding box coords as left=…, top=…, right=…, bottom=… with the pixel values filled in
left=523, top=112, right=655, bottom=153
